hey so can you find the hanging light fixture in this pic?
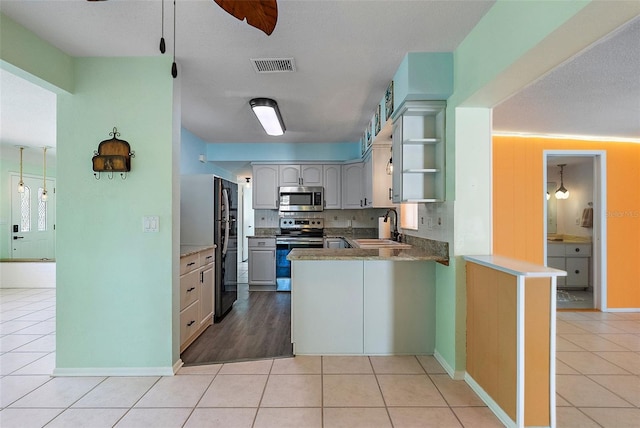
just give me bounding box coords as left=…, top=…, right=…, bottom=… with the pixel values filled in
left=17, top=146, right=25, bottom=193
left=250, top=98, right=285, bottom=136
left=555, top=164, right=569, bottom=200
left=171, top=0, right=178, bottom=78
left=386, top=146, right=393, bottom=175
left=159, top=0, right=166, bottom=53
left=41, top=147, right=48, bottom=202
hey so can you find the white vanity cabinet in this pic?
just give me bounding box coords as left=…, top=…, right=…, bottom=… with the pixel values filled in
left=547, top=242, right=591, bottom=289
left=180, top=247, right=215, bottom=353
left=248, top=237, right=276, bottom=286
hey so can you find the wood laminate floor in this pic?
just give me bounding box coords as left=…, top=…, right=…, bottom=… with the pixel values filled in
left=181, top=283, right=293, bottom=365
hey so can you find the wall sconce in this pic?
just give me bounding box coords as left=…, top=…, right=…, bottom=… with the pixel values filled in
left=245, top=177, right=251, bottom=188
left=250, top=98, right=286, bottom=136
left=41, top=147, right=49, bottom=201
left=17, top=146, right=25, bottom=193
left=555, top=164, right=570, bottom=199
left=92, top=128, right=135, bottom=180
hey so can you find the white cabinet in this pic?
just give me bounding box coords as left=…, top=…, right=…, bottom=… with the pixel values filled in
left=248, top=237, right=276, bottom=285
left=392, top=101, right=446, bottom=203
left=252, top=165, right=279, bottom=209
left=547, top=242, right=591, bottom=289
left=364, top=145, right=394, bottom=208
left=279, top=164, right=323, bottom=186
left=323, top=164, right=342, bottom=209
left=341, top=162, right=364, bottom=209
left=180, top=248, right=215, bottom=353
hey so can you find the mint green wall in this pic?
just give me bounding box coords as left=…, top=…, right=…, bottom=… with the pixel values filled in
left=56, top=56, right=175, bottom=371
left=392, top=53, right=453, bottom=108
left=0, top=13, right=73, bottom=93
left=0, top=147, right=57, bottom=258
left=434, top=0, right=592, bottom=376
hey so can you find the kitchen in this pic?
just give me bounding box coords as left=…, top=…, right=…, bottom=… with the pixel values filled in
left=2, top=7, right=639, bottom=428
left=179, top=123, right=450, bottom=363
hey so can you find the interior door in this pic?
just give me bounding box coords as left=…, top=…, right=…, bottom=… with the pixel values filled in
left=10, top=174, right=56, bottom=259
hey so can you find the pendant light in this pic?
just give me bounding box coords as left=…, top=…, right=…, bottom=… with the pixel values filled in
left=41, top=147, right=48, bottom=202
left=386, top=146, right=393, bottom=175
left=171, top=0, right=178, bottom=78
left=555, top=164, right=569, bottom=200
left=17, top=146, right=25, bottom=193
left=159, top=0, right=166, bottom=53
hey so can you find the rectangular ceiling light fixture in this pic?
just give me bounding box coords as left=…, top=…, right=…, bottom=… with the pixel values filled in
left=250, top=98, right=286, bottom=136
left=251, top=58, right=296, bottom=73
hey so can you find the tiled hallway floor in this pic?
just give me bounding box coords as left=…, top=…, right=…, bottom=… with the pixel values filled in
left=1, top=288, right=639, bottom=427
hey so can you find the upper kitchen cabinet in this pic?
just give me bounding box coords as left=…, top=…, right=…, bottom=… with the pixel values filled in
left=392, top=101, right=446, bottom=203
left=342, top=161, right=364, bottom=209
left=279, top=164, right=323, bottom=186
left=252, top=164, right=279, bottom=209
left=364, top=144, right=394, bottom=208
left=323, top=164, right=342, bottom=209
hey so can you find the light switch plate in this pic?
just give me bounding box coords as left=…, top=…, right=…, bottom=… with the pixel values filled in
left=143, top=216, right=159, bottom=233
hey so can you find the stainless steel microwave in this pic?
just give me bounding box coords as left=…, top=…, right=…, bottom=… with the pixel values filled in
left=278, top=186, right=324, bottom=212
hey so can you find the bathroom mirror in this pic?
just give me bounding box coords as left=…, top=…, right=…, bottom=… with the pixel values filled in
left=547, top=182, right=557, bottom=234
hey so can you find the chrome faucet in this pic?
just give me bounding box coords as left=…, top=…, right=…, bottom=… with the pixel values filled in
left=383, top=208, right=400, bottom=241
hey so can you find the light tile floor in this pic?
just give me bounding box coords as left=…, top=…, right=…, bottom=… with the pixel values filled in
left=1, top=288, right=639, bottom=427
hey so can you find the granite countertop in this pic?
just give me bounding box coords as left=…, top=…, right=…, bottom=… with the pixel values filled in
left=287, top=247, right=448, bottom=263
left=180, top=245, right=215, bottom=257
left=547, top=235, right=592, bottom=244
left=248, top=235, right=276, bottom=238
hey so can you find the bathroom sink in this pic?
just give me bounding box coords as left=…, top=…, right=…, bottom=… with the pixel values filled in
left=352, top=239, right=412, bottom=249
left=548, top=238, right=563, bottom=242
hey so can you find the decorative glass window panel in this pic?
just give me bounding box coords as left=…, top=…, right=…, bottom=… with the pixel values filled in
left=38, top=187, right=47, bottom=231
left=21, top=186, right=31, bottom=232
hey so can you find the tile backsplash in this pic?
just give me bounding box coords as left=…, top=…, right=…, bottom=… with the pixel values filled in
left=254, top=208, right=390, bottom=228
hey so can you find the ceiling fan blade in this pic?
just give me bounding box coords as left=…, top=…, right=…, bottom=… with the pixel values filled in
left=214, top=0, right=278, bottom=36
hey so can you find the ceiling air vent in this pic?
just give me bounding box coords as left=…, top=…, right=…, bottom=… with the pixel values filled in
left=251, top=58, right=296, bottom=73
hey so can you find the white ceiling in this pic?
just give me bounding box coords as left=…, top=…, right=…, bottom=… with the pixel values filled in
left=1, top=1, right=638, bottom=161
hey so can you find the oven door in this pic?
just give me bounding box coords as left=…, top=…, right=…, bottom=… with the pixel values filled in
left=275, top=239, right=324, bottom=291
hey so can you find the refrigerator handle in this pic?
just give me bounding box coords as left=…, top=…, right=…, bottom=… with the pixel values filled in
left=222, top=188, right=230, bottom=256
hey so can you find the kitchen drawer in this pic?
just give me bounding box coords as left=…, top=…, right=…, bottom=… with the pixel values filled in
left=180, top=301, right=200, bottom=346
left=200, top=249, right=214, bottom=267
left=249, top=237, right=276, bottom=248
left=547, top=243, right=565, bottom=257
left=565, top=244, right=591, bottom=257
left=180, top=269, right=200, bottom=310
left=180, top=253, right=200, bottom=275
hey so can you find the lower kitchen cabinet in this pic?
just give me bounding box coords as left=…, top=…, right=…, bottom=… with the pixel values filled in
left=248, top=237, right=276, bottom=286
left=179, top=247, right=215, bottom=353
left=291, top=259, right=435, bottom=355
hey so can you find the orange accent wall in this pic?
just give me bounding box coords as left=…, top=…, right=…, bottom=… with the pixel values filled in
left=493, top=136, right=640, bottom=308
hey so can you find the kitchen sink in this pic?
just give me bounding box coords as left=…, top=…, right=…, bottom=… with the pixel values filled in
left=352, top=239, right=412, bottom=249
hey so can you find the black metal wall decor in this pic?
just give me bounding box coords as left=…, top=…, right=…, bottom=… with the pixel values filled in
left=92, top=127, right=135, bottom=179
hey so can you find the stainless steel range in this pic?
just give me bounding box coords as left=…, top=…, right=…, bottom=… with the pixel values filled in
left=275, top=217, right=324, bottom=291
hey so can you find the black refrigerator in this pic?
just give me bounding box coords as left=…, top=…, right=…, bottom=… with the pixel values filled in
left=213, top=177, right=238, bottom=322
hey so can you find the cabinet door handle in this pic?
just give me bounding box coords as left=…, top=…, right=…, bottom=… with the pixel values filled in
left=187, top=320, right=195, bottom=327
left=575, top=270, right=580, bottom=274
left=389, top=188, right=392, bottom=200
left=187, top=262, right=196, bottom=267
left=575, top=248, right=580, bottom=252
left=187, top=287, right=195, bottom=292
left=200, top=272, right=204, bottom=283
left=205, top=255, right=213, bottom=260
left=360, top=200, right=363, bottom=207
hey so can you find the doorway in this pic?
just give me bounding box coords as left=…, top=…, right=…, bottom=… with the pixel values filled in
left=10, top=173, right=56, bottom=260
left=544, top=151, right=606, bottom=310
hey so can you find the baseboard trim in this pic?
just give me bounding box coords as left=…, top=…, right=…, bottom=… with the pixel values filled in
left=605, top=308, right=640, bottom=312
left=53, top=365, right=176, bottom=377
left=465, top=373, right=517, bottom=428
left=433, top=350, right=465, bottom=380
left=173, top=358, right=184, bottom=374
